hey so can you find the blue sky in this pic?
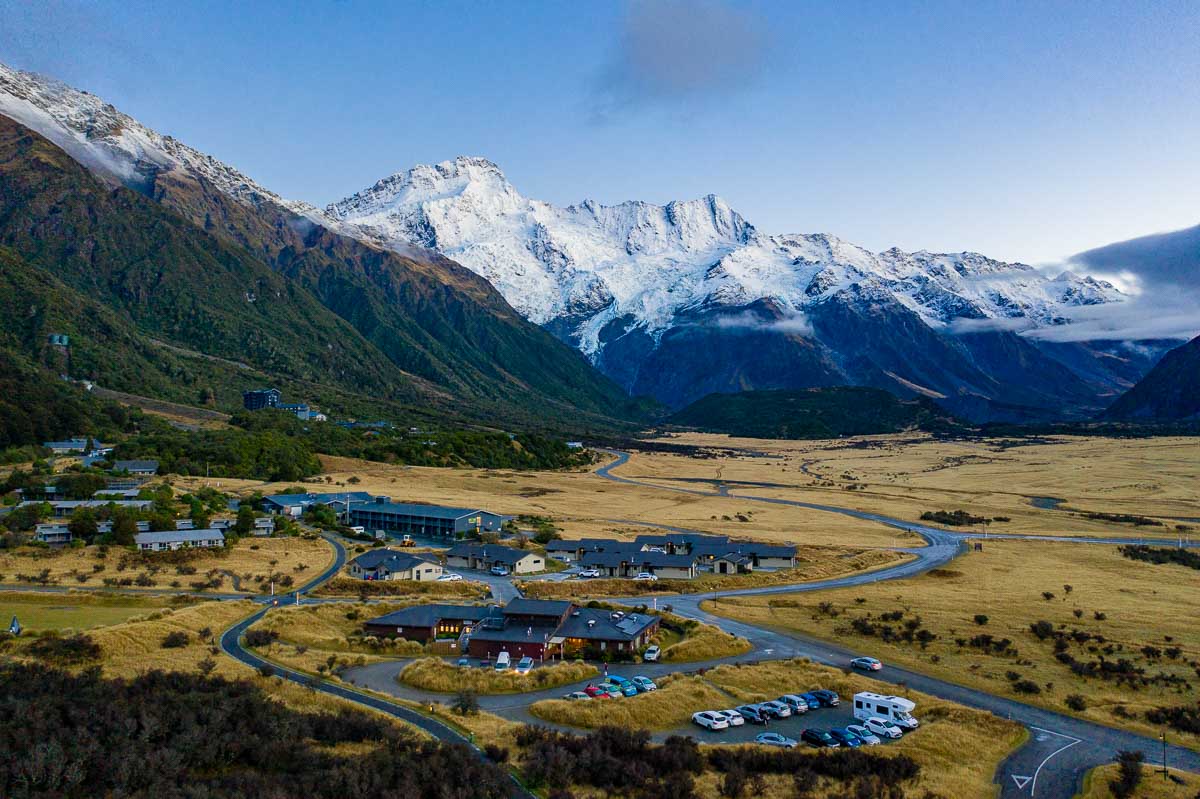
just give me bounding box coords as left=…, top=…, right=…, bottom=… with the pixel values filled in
left=1, top=0, right=1198, bottom=263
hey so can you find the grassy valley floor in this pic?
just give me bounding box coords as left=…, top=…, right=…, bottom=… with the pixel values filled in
left=704, top=539, right=1200, bottom=750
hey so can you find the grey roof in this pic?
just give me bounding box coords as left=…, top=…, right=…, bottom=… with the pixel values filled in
left=134, top=529, right=225, bottom=545
left=469, top=624, right=560, bottom=644
left=351, top=500, right=490, bottom=520
left=556, top=607, right=659, bottom=642
left=445, top=543, right=535, bottom=565
left=22, top=500, right=152, bottom=510
left=351, top=549, right=440, bottom=572
left=503, top=598, right=572, bottom=618
left=716, top=552, right=753, bottom=564
left=580, top=551, right=633, bottom=569
left=262, top=491, right=373, bottom=508
left=113, top=460, right=158, bottom=473
left=634, top=533, right=729, bottom=548
left=367, top=604, right=498, bottom=628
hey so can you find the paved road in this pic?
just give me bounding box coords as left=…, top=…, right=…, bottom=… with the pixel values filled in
left=592, top=449, right=1200, bottom=798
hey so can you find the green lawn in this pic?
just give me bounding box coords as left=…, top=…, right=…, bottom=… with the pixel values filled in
left=0, top=593, right=171, bottom=632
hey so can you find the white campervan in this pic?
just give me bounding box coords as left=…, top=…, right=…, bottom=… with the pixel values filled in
left=852, top=692, right=919, bottom=729
left=494, top=651, right=511, bottom=671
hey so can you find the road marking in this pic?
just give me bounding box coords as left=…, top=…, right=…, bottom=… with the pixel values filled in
left=1011, top=775, right=1031, bottom=790
left=1026, top=727, right=1084, bottom=796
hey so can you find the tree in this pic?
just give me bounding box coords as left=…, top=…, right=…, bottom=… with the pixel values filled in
left=67, top=507, right=99, bottom=541
left=110, top=507, right=138, bottom=546
left=1109, top=751, right=1144, bottom=799
left=197, top=657, right=217, bottom=676
left=235, top=505, right=256, bottom=536
left=452, top=690, right=479, bottom=716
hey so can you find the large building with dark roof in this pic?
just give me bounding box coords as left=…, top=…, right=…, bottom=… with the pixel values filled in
left=445, top=543, right=544, bottom=574
left=550, top=532, right=797, bottom=578
left=363, top=598, right=660, bottom=660
left=348, top=498, right=508, bottom=539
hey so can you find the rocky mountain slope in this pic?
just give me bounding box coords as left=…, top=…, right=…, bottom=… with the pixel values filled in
left=0, top=63, right=637, bottom=430
left=329, top=156, right=1168, bottom=421
left=1103, top=335, right=1200, bottom=421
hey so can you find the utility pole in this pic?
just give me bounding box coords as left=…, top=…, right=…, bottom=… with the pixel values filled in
left=1161, top=731, right=1168, bottom=780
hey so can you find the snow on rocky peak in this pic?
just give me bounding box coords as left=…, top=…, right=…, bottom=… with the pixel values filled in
left=0, top=62, right=325, bottom=221
left=329, top=157, right=1126, bottom=359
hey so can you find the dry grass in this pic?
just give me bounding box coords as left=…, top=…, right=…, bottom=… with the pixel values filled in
left=0, top=535, right=333, bottom=593
left=1076, top=764, right=1200, bottom=798
left=706, top=539, right=1200, bottom=750
left=519, top=548, right=910, bottom=601
left=634, top=432, right=1199, bottom=540
left=313, top=576, right=489, bottom=599
left=399, top=657, right=597, bottom=694
left=656, top=617, right=752, bottom=663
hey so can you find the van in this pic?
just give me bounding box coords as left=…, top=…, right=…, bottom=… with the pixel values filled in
left=349, top=526, right=366, bottom=535
left=494, top=651, right=511, bottom=671
left=852, top=692, right=918, bottom=729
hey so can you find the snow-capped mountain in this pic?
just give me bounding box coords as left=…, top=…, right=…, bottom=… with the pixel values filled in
left=0, top=62, right=328, bottom=223
left=328, top=156, right=1148, bottom=418
left=329, top=157, right=1123, bottom=356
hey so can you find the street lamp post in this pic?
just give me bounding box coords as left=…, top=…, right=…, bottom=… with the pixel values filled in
left=1161, top=730, right=1168, bottom=780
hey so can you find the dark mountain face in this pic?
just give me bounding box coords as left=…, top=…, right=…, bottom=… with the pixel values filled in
left=585, top=288, right=1155, bottom=423
left=1103, top=335, right=1200, bottom=421
left=0, top=115, right=638, bottom=430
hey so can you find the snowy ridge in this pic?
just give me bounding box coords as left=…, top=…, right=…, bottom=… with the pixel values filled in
left=329, top=157, right=1126, bottom=359
left=0, top=63, right=328, bottom=223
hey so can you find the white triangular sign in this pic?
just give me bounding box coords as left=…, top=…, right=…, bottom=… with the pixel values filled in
left=1011, top=775, right=1031, bottom=790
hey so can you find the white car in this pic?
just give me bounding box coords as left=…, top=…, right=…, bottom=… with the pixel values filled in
left=578, top=568, right=602, bottom=579
left=490, top=566, right=510, bottom=576
left=633, top=572, right=658, bottom=581
left=437, top=573, right=463, bottom=582
left=563, top=691, right=591, bottom=700
left=643, top=645, right=661, bottom=662
left=515, top=656, right=534, bottom=675
left=717, top=709, right=746, bottom=727
left=846, top=724, right=882, bottom=745
left=692, top=711, right=729, bottom=730
left=864, top=717, right=904, bottom=739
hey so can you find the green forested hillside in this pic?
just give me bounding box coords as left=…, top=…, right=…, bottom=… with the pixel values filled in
left=0, top=114, right=642, bottom=432
left=669, top=387, right=966, bottom=439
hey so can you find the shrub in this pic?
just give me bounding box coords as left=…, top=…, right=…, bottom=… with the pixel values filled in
left=257, top=664, right=274, bottom=678
left=161, top=631, right=190, bottom=649
left=452, top=690, right=479, bottom=716
left=1012, top=680, right=1041, bottom=695
left=1109, top=751, right=1144, bottom=799
left=973, top=614, right=988, bottom=626
left=1064, top=694, right=1087, bottom=711
left=244, top=629, right=279, bottom=648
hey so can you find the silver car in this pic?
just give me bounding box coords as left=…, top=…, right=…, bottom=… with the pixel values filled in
left=758, top=700, right=792, bottom=719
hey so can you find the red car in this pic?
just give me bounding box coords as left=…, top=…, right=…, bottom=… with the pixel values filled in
left=583, top=684, right=611, bottom=698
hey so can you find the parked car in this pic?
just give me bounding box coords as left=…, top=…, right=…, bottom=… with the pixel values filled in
left=632, top=676, right=657, bottom=692
left=692, top=711, right=730, bottom=730
left=863, top=717, right=904, bottom=739
left=490, top=566, right=510, bottom=576
left=850, top=656, right=883, bottom=671
left=478, top=658, right=491, bottom=669
left=633, top=572, right=658, bottom=581
left=515, top=656, right=534, bottom=675
left=563, top=691, right=592, bottom=701
left=456, top=657, right=470, bottom=667
left=583, top=684, right=611, bottom=699
left=607, top=675, right=639, bottom=696
left=797, top=692, right=822, bottom=710
left=716, top=709, right=745, bottom=727
left=494, top=652, right=511, bottom=671
left=643, top=645, right=661, bottom=662
left=598, top=682, right=624, bottom=698
left=736, top=704, right=770, bottom=724
left=778, top=694, right=810, bottom=714
left=829, top=728, right=863, bottom=747
left=811, top=689, right=841, bottom=707
left=846, top=724, right=882, bottom=745
left=758, top=700, right=792, bottom=719
left=578, top=568, right=602, bottom=579
left=437, top=573, right=463, bottom=582
left=800, top=729, right=840, bottom=748
left=755, top=732, right=798, bottom=748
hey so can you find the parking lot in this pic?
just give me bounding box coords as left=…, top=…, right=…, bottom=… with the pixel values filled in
left=674, top=702, right=898, bottom=747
